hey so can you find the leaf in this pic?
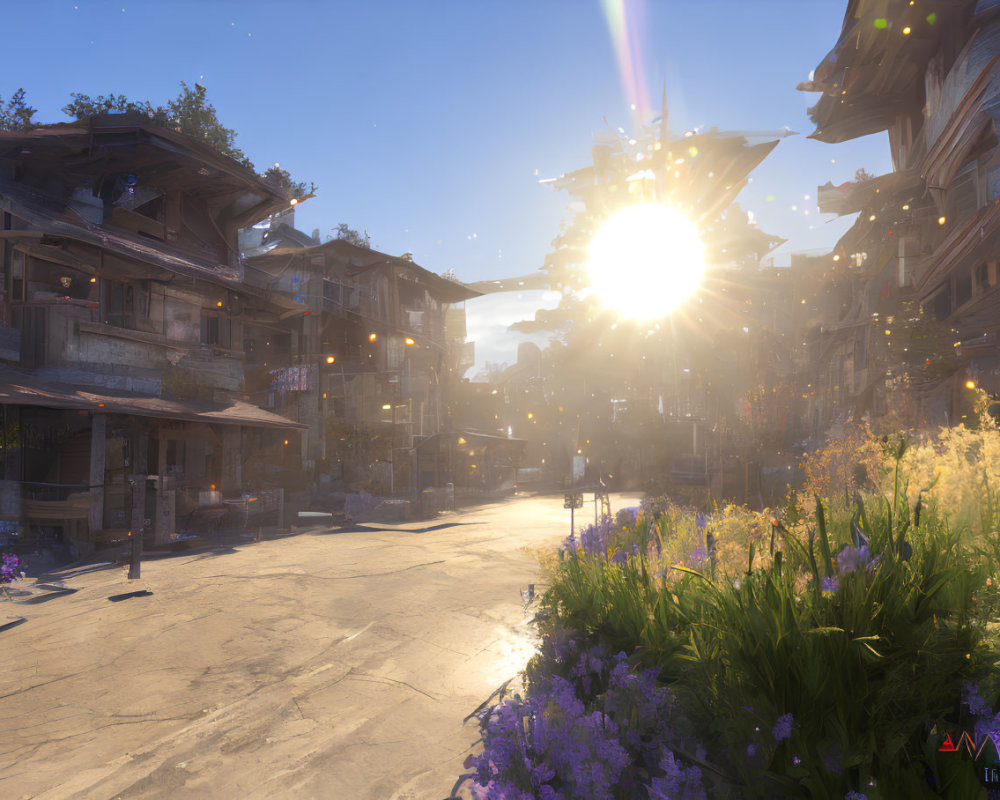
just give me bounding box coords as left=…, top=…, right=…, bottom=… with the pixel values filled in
left=815, top=494, right=835, bottom=577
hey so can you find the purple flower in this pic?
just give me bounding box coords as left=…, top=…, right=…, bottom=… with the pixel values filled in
left=746, top=744, right=756, bottom=757
left=844, top=793, right=867, bottom=800
left=1, top=552, right=23, bottom=584
left=687, top=544, right=708, bottom=568
left=822, top=575, right=839, bottom=593
left=579, top=518, right=617, bottom=559
left=617, top=507, right=639, bottom=528
left=648, top=748, right=707, bottom=800
left=792, top=755, right=802, bottom=766
left=837, top=544, right=875, bottom=575
left=772, top=713, right=794, bottom=742
left=963, top=682, right=992, bottom=718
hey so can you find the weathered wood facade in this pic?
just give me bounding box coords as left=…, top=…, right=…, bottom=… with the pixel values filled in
left=0, top=114, right=306, bottom=555
left=802, top=0, right=1000, bottom=426
left=246, top=239, right=480, bottom=493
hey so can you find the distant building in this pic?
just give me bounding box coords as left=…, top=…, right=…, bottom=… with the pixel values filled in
left=245, top=239, right=481, bottom=492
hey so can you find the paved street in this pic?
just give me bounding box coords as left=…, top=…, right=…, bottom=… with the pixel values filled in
left=0, top=492, right=639, bottom=800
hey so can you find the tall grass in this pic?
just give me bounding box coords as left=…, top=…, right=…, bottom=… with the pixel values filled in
left=526, top=436, right=1000, bottom=797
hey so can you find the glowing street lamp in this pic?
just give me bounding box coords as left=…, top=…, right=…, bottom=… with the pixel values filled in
left=326, top=355, right=336, bottom=364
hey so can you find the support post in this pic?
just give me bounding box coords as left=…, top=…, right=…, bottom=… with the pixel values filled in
left=88, top=414, right=106, bottom=539
left=127, top=422, right=147, bottom=580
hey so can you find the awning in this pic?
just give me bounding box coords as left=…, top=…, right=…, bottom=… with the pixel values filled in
left=0, top=368, right=307, bottom=430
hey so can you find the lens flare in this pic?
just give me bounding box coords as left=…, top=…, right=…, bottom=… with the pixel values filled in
left=587, top=203, right=706, bottom=320
left=601, top=0, right=650, bottom=123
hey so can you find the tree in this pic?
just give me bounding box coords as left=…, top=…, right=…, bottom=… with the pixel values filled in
left=162, top=82, right=251, bottom=168
left=262, top=166, right=317, bottom=203
left=55, top=83, right=315, bottom=195
left=854, top=167, right=876, bottom=183
left=63, top=82, right=253, bottom=168
left=62, top=91, right=157, bottom=120
left=0, top=89, right=37, bottom=131
left=334, top=223, right=371, bottom=248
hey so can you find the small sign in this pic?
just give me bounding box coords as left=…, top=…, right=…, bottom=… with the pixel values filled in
left=564, top=493, right=583, bottom=510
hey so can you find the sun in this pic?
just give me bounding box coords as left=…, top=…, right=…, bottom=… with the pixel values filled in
left=587, top=203, right=707, bottom=320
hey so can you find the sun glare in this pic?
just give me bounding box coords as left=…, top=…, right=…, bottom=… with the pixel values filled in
left=587, top=203, right=706, bottom=320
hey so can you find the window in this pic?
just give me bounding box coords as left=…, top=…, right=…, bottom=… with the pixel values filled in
left=201, top=312, right=232, bottom=349
left=10, top=250, right=24, bottom=303
left=975, top=262, right=990, bottom=294
left=102, top=279, right=149, bottom=329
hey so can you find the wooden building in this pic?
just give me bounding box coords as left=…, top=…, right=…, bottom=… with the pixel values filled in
left=802, top=0, right=1000, bottom=425
left=246, top=238, right=481, bottom=493
left=0, top=114, right=306, bottom=555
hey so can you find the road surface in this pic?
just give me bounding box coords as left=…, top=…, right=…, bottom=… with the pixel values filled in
left=0, top=492, right=640, bottom=799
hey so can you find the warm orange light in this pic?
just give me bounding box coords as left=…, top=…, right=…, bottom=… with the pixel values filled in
left=832, top=254, right=840, bottom=262
left=966, top=380, right=976, bottom=390
left=938, top=216, right=947, bottom=225
left=217, top=301, right=223, bottom=307
left=527, top=412, right=534, bottom=420
left=369, top=332, right=377, bottom=342
left=90, top=277, right=97, bottom=283
left=283, top=439, right=289, bottom=446
left=211, top=484, right=216, bottom=491
left=405, top=337, right=415, bottom=346
left=382, top=403, right=392, bottom=410
left=326, top=355, right=336, bottom=364
left=902, top=26, right=911, bottom=34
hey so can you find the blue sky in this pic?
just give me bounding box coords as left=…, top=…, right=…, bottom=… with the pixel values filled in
left=5, top=0, right=892, bottom=372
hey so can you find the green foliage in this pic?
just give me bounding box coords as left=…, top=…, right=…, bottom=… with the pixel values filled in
left=62, top=91, right=156, bottom=120
left=333, top=223, right=371, bottom=248
left=63, top=82, right=253, bottom=168
left=0, top=88, right=37, bottom=131
left=536, top=442, right=1000, bottom=795
left=261, top=166, right=316, bottom=202
left=39, top=82, right=316, bottom=195
left=164, top=82, right=250, bottom=167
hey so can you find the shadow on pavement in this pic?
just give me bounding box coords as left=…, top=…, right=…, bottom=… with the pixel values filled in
left=311, top=521, right=480, bottom=535
left=16, top=587, right=78, bottom=604
left=107, top=590, right=154, bottom=602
